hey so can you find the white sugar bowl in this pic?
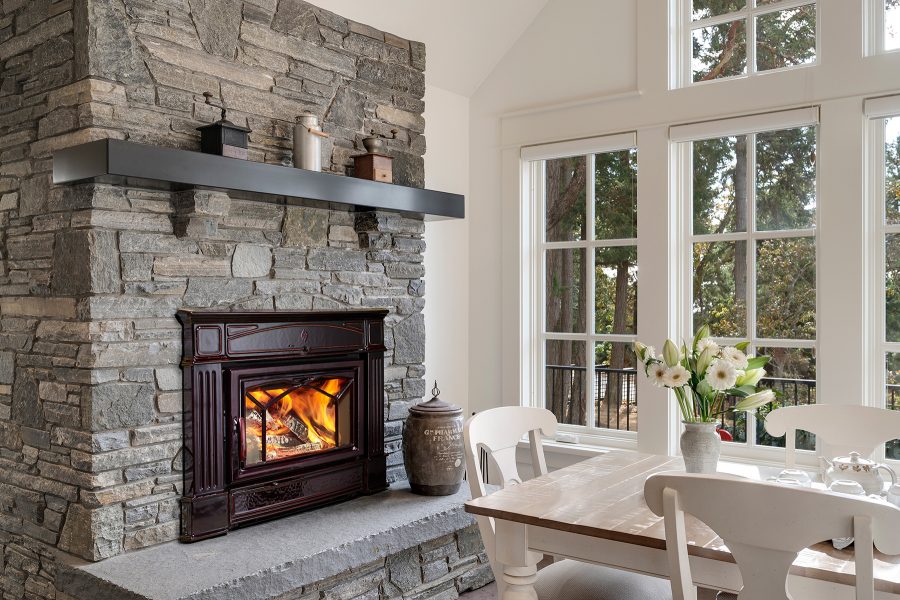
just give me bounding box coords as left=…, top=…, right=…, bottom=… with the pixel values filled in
left=824, top=452, right=897, bottom=495
left=887, top=483, right=900, bottom=508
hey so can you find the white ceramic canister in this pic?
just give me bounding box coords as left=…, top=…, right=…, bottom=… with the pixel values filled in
left=293, top=113, right=328, bottom=171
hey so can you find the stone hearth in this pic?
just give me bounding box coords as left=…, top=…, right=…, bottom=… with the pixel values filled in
left=56, top=484, right=491, bottom=600
left=0, top=0, right=485, bottom=598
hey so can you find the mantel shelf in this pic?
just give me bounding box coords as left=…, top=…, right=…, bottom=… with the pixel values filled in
left=52, top=139, right=464, bottom=220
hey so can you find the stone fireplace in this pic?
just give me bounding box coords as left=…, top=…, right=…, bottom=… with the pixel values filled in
left=0, top=0, right=488, bottom=598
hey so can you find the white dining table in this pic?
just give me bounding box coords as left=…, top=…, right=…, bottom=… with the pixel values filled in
left=464, top=449, right=900, bottom=599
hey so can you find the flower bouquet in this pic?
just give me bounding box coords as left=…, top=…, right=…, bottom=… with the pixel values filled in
left=633, top=325, right=776, bottom=472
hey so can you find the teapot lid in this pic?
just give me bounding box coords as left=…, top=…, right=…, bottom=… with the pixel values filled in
left=834, top=451, right=876, bottom=466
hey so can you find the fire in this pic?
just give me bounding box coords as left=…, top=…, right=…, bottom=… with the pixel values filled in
left=244, top=377, right=348, bottom=464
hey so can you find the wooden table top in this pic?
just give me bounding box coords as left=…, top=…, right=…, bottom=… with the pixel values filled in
left=464, top=449, right=900, bottom=593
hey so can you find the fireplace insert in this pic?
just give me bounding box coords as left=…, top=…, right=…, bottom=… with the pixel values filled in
left=176, top=310, right=389, bottom=541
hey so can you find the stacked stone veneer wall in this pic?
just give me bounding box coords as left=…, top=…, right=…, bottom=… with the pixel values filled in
left=0, top=0, right=457, bottom=598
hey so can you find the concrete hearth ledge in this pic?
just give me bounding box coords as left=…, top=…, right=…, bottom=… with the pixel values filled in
left=56, top=483, right=475, bottom=600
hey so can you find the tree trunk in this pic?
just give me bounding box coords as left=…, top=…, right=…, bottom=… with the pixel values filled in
left=605, top=261, right=631, bottom=426
left=544, top=158, right=586, bottom=424
left=734, top=136, right=748, bottom=314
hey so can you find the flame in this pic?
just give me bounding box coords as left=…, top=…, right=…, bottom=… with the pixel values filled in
left=244, top=377, right=347, bottom=462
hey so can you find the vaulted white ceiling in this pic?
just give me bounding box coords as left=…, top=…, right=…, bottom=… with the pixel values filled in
left=308, top=0, right=550, bottom=97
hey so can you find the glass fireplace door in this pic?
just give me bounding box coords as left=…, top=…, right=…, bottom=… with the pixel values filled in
left=242, top=375, right=354, bottom=466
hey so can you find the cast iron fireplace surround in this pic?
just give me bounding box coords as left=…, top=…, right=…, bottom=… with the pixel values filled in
left=176, top=309, right=389, bottom=542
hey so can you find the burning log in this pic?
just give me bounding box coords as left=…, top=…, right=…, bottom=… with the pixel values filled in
left=280, top=413, right=310, bottom=443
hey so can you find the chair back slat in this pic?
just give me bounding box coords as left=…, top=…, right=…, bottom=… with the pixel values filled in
left=645, top=472, right=900, bottom=600
left=765, top=405, right=900, bottom=467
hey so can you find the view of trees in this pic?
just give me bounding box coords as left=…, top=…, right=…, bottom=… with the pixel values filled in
left=691, top=0, right=816, bottom=82
left=544, top=150, right=638, bottom=428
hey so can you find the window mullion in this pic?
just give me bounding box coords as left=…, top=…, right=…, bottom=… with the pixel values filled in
left=537, top=161, right=547, bottom=410
left=747, top=3, right=757, bottom=75
left=586, top=154, right=597, bottom=431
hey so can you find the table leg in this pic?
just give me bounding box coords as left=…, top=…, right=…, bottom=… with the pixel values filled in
left=495, top=520, right=539, bottom=600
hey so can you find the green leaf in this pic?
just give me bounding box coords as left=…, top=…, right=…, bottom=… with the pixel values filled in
left=746, top=355, right=770, bottom=369
left=735, top=341, right=751, bottom=351
left=725, top=387, right=749, bottom=398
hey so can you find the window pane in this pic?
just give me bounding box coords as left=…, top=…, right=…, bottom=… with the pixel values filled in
left=546, top=340, right=587, bottom=426
left=756, top=237, right=816, bottom=339
left=888, top=234, right=900, bottom=343
left=887, top=0, right=900, bottom=51
left=692, top=19, right=747, bottom=82
left=756, top=127, right=816, bottom=231
left=693, top=241, right=748, bottom=337
left=595, top=149, right=637, bottom=240
left=887, top=117, right=900, bottom=225
left=692, top=0, right=744, bottom=21
left=887, top=352, right=900, bottom=460
left=755, top=346, right=817, bottom=450
left=755, top=4, right=816, bottom=72
left=594, top=342, right=638, bottom=431
left=595, top=247, right=637, bottom=335
left=693, top=135, right=749, bottom=235
left=545, top=156, right=586, bottom=242
left=546, top=248, right=586, bottom=333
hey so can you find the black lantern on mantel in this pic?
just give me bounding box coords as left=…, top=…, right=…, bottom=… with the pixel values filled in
left=196, top=92, right=250, bottom=160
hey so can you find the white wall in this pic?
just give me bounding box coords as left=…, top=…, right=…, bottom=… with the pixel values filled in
left=423, top=85, right=470, bottom=415
left=468, top=0, right=639, bottom=415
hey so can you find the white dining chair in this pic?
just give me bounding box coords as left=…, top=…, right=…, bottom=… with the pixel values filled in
left=764, top=404, right=900, bottom=467
left=645, top=471, right=900, bottom=600
left=464, top=406, right=671, bottom=600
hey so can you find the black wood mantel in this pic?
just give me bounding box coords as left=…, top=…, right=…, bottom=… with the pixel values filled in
left=52, top=139, right=464, bottom=220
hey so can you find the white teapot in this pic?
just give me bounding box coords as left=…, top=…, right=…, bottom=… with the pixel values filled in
left=823, top=452, right=897, bottom=495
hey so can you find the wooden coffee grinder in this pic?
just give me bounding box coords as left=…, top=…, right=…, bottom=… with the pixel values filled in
left=353, top=130, right=396, bottom=183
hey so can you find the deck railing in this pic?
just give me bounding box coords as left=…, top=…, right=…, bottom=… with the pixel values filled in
left=546, top=366, right=900, bottom=457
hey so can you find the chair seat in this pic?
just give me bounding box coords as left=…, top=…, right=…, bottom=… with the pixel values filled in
left=533, top=558, right=672, bottom=600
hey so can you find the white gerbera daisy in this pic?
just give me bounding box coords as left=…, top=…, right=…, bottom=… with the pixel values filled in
left=706, top=359, right=738, bottom=391
left=721, top=346, right=749, bottom=369
left=696, top=338, right=719, bottom=355
left=647, top=362, right=668, bottom=387
left=663, top=365, right=690, bottom=388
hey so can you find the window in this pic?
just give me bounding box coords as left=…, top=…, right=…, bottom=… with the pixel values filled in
left=675, top=109, right=818, bottom=455
left=525, top=134, right=639, bottom=443
left=867, top=95, right=900, bottom=460
left=678, top=0, right=817, bottom=85
left=869, top=0, right=900, bottom=54
left=890, top=0, right=900, bottom=50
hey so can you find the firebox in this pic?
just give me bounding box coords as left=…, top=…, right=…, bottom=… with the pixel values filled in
left=176, top=310, right=389, bottom=542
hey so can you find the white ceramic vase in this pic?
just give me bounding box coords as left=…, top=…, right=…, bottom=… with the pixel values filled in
left=681, top=421, right=721, bottom=474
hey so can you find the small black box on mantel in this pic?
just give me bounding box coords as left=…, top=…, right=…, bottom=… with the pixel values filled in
left=196, top=92, right=250, bottom=160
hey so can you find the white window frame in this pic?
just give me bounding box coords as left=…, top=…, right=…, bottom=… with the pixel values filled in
left=522, top=132, right=640, bottom=448
left=672, top=106, right=820, bottom=464
left=867, top=0, right=900, bottom=55
left=673, top=0, right=820, bottom=89
left=866, top=94, right=900, bottom=465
